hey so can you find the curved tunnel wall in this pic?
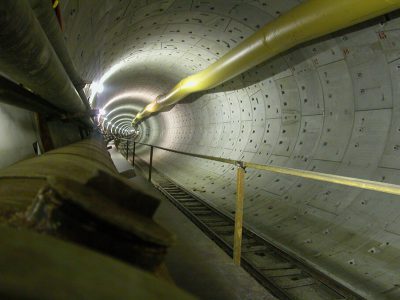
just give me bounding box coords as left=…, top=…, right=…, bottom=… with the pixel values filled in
left=62, top=1, right=400, bottom=298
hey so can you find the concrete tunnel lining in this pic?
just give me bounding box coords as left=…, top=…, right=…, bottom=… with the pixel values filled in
left=59, top=1, right=400, bottom=298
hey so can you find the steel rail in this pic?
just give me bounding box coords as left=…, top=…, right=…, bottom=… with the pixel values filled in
left=131, top=159, right=363, bottom=299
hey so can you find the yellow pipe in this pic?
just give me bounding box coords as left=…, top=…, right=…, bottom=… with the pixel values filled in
left=233, top=164, right=245, bottom=266
left=52, top=0, right=60, bottom=9
left=132, top=0, right=400, bottom=125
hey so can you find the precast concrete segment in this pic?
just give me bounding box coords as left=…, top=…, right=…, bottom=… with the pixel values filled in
left=0, top=0, right=86, bottom=114
left=132, top=0, right=400, bottom=125
left=61, top=1, right=400, bottom=298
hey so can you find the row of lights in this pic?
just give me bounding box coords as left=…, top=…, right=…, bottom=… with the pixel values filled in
left=90, top=62, right=140, bottom=137
left=91, top=86, right=132, bottom=136
left=98, top=109, right=137, bottom=137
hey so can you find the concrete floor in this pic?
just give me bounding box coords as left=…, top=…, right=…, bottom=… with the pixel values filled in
left=109, top=146, right=276, bottom=300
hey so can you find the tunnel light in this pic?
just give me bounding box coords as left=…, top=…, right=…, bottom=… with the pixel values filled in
left=91, top=81, right=104, bottom=95
left=102, top=91, right=158, bottom=111
left=99, top=108, right=106, bottom=116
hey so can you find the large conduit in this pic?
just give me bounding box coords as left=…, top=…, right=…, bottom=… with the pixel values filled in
left=132, top=0, right=400, bottom=125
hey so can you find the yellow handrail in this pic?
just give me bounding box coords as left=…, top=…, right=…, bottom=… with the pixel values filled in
left=132, top=0, right=400, bottom=125
left=133, top=141, right=400, bottom=196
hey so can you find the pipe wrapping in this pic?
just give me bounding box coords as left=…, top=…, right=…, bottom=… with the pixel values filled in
left=0, top=0, right=86, bottom=114
left=0, top=136, right=174, bottom=273
left=29, top=0, right=92, bottom=110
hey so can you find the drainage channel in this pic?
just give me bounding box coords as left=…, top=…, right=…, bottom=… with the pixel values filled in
left=133, top=160, right=362, bottom=300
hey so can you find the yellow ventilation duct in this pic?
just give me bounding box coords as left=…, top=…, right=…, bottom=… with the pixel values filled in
left=132, top=0, right=400, bottom=125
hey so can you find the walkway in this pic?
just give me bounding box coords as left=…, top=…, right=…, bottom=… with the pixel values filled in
left=109, top=146, right=276, bottom=300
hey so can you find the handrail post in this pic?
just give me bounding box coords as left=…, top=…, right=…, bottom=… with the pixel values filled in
left=148, top=146, right=154, bottom=182
left=132, top=141, right=136, bottom=167
left=233, top=161, right=245, bottom=266
left=126, top=139, right=129, bottom=159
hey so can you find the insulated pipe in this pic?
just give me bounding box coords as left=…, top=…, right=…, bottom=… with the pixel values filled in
left=0, top=75, right=62, bottom=115
left=0, top=0, right=86, bottom=114
left=0, top=225, right=191, bottom=300
left=0, top=136, right=179, bottom=277
left=29, top=0, right=91, bottom=110
left=132, top=0, right=400, bottom=125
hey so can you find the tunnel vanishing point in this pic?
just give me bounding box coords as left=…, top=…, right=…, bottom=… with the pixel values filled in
left=1, top=0, right=400, bottom=299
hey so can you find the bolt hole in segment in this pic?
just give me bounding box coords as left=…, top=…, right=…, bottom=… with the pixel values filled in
left=78, top=0, right=400, bottom=298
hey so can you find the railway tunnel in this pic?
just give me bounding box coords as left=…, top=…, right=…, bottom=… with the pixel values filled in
left=1, top=0, right=400, bottom=299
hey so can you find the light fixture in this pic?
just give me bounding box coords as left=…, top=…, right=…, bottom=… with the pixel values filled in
left=91, top=81, right=104, bottom=96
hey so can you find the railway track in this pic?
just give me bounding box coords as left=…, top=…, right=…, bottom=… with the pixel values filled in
left=134, top=160, right=362, bottom=300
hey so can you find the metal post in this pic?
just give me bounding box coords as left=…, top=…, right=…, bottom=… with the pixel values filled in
left=126, top=140, right=129, bottom=159
left=132, top=142, right=136, bottom=167
left=148, top=146, right=154, bottom=182
left=233, top=162, right=245, bottom=266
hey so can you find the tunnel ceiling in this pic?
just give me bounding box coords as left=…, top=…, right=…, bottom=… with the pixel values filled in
left=62, top=1, right=400, bottom=298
